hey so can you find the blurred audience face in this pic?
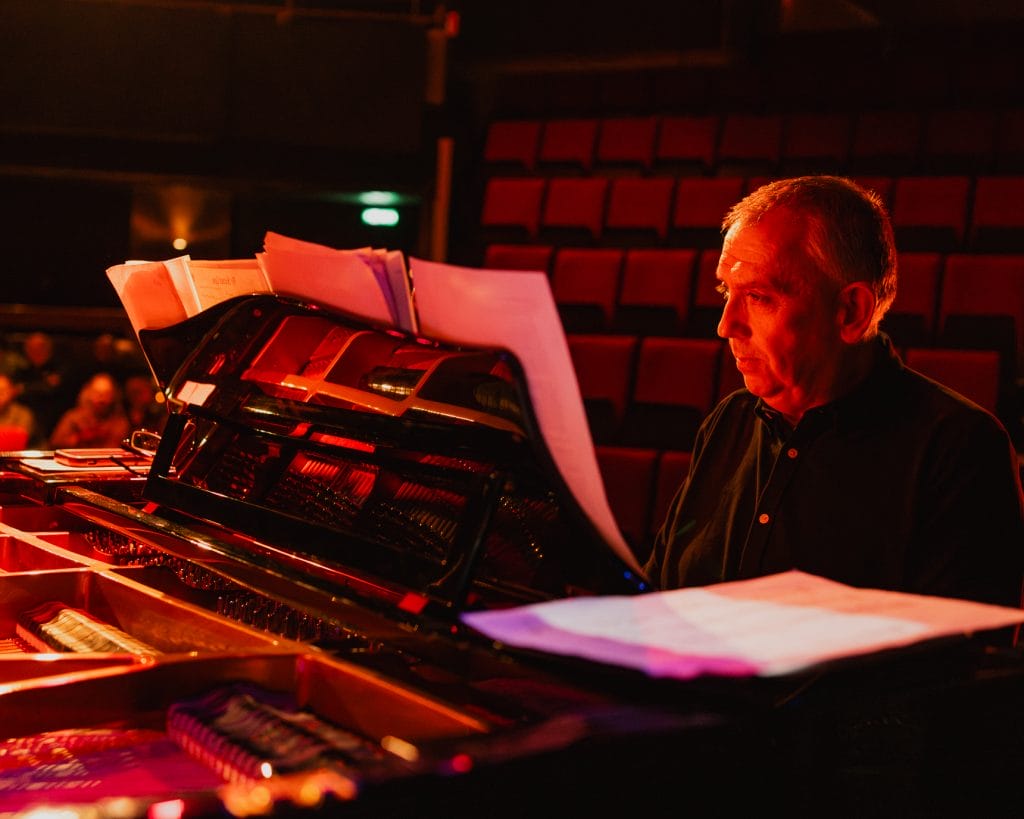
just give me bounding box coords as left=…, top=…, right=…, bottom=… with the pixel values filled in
left=82, top=374, right=120, bottom=418
left=23, top=333, right=54, bottom=368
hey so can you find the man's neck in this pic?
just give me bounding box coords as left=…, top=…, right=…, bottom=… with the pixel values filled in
left=774, top=339, right=880, bottom=427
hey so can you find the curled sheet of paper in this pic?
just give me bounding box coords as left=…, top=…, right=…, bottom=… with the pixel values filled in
left=409, top=256, right=643, bottom=576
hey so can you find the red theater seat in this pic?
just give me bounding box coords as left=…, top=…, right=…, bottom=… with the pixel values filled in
left=537, top=117, right=599, bottom=175
left=483, top=119, right=543, bottom=174
left=654, top=114, right=719, bottom=176
left=594, top=116, right=658, bottom=175
left=623, top=336, right=722, bottom=450
left=969, top=176, right=1024, bottom=252
left=480, top=176, right=546, bottom=243
left=603, top=176, right=675, bottom=247
left=595, top=444, right=659, bottom=555
left=670, top=176, right=745, bottom=249
left=891, top=175, right=971, bottom=252
left=614, top=248, right=697, bottom=337
left=567, top=333, right=639, bottom=444
left=551, top=247, right=624, bottom=333
left=483, top=244, right=553, bottom=274
left=686, top=248, right=724, bottom=338
left=540, top=176, right=609, bottom=245
left=880, top=251, right=943, bottom=347
left=937, top=253, right=1024, bottom=400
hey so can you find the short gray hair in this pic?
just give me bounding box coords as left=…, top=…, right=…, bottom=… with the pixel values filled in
left=722, top=176, right=898, bottom=331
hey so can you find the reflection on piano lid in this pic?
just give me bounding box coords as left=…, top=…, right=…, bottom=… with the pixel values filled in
left=134, top=294, right=647, bottom=619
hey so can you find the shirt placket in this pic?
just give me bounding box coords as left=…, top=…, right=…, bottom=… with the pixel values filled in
left=736, top=416, right=819, bottom=577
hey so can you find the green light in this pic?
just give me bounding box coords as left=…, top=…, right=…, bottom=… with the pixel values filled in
left=361, top=207, right=400, bottom=227
left=359, top=190, right=401, bottom=206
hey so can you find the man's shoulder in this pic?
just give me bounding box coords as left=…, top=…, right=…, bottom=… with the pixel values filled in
left=887, top=364, right=1018, bottom=460
left=895, top=363, right=1006, bottom=429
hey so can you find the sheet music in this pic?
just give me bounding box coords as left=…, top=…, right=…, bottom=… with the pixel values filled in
left=462, top=570, right=1024, bottom=679
left=105, top=260, right=189, bottom=333
left=409, top=257, right=643, bottom=576
left=257, top=233, right=414, bottom=333
left=186, top=258, right=270, bottom=311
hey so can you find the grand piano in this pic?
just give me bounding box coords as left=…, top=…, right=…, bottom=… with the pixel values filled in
left=0, top=292, right=1022, bottom=817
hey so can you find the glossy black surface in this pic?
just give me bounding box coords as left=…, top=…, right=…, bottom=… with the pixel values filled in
left=138, top=295, right=644, bottom=618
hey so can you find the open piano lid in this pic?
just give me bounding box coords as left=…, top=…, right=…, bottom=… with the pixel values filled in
left=133, top=293, right=647, bottom=622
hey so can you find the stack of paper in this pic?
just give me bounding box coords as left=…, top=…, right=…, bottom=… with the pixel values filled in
left=105, top=233, right=416, bottom=337
left=462, top=570, right=1024, bottom=679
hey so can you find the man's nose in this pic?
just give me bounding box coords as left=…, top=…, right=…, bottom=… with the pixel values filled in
left=716, top=297, right=744, bottom=339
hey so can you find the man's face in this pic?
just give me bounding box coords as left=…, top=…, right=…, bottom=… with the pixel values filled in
left=715, top=208, right=845, bottom=422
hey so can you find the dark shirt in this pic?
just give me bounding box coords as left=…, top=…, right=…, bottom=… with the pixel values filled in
left=644, top=336, right=1024, bottom=609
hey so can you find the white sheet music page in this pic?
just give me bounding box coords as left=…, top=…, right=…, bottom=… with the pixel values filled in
left=257, top=235, right=395, bottom=330
left=105, top=260, right=190, bottom=334
left=462, top=570, right=1024, bottom=679
left=186, top=258, right=271, bottom=311
left=409, top=257, right=643, bottom=576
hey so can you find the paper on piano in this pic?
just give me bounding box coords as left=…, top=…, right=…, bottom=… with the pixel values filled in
left=107, top=234, right=416, bottom=336
left=258, top=232, right=417, bottom=334
left=409, top=257, right=643, bottom=576
left=105, top=259, right=190, bottom=333
left=462, top=571, right=1024, bottom=679
left=106, top=255, right=271, bottom=333
left=185, top=258, right=270, bottom=311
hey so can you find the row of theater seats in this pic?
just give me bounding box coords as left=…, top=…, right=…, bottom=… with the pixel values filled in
left=570, top=333, right=1009, bottom=450
left=480, top=172, right=1024, bottom=253
left=482, top=109, right=1024, bottom=179
left=488, top=243, right=1024, bottom=379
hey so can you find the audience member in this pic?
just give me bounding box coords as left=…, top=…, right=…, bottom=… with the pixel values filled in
left=0, top=372, right=41, bottom=449
left=12, top=331, right=76, bottom=442
left=49, top=372, right=131, bottom=449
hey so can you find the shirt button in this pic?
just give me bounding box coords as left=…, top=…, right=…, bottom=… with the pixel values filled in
left=787, top=447, right=798, bottom=459
left=758, top=513, right=770, bottom=524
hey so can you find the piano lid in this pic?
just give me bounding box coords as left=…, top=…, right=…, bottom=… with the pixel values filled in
left=135, top=294, right=647, bottom=619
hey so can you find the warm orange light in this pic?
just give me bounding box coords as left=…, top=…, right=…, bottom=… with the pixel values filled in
left=172, top=237, right=188, bottom=251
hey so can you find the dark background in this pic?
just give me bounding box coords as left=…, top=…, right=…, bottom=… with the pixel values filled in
left=1, top=0, right=1022, bottom=307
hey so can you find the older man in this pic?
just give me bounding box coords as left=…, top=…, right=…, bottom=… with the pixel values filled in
left=645, top=176, right=1024, bottom=608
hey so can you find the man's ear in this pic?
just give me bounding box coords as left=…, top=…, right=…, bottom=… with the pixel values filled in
left=836, top=282, right=877, bottom=343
